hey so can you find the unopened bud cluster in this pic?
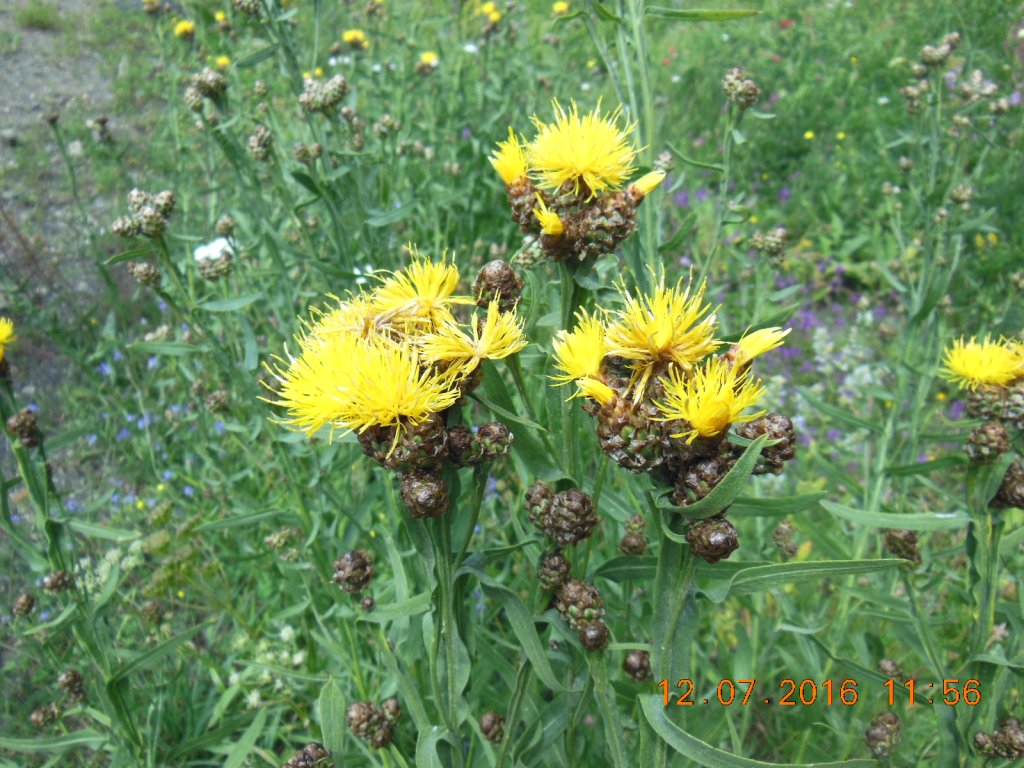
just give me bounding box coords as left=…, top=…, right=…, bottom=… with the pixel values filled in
left=750, top=226, right=787, bottom=263
left=112, top=188, right=176, bottom=240
left=332, top=550, right=375, bottom=594
left=282, top=742, right=333, bottom=768
left=299, top=75, right=349, bottom=114
left=247, top=125, right=273, bottom=161
left=347, top=698, right=401, bottom=748
left=184, top=68, right=228, bottom=112
left=974, top=717, right=1024, bottom=759
left=722, top=67, right=761, bottom=110
left=480, top=711, right=505, bottom=743
left=556, top=578, right=609, bottom=651
left=865, top=712, right=902, bottom=757
left=6, top=407, right=42, bottom=448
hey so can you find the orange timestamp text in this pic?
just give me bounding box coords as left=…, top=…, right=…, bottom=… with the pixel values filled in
left=658, top=678, right=982, bottom=707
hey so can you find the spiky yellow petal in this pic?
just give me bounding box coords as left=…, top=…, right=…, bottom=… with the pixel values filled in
left=941, top=336, right=1021, bottom=390
left=490, top=128, right=528, bottom=185
left=371, top=248, right=473, bottom=333
left=605, top=277, right=720, bottom=401
left=656, top=358, right=766, bottom=442
left=551, top=309, right=607, bottom=384
left=303, top=294, right=381, bottom=343
left=533, top=196, right=564, bottom=236
left=420, top=300, right=528, bottom=376
left=733, top=327, right=790, bottom=367
left=576, top=376, right=616, bottom=404
left=527, top=99, right=637, bottom=197
left=630, top=169, right=666, bottom=198
left=0, top=317, right=15, bottom=363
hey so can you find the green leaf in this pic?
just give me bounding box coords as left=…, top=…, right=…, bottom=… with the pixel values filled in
left=366, top=205, right=412, bottom=227
left=235, top=44, right=279, bottom=68
left=589, top=1, right=622, bottom=23
left=103, top=245, right=153, bottom=266
left=62, top=519, right=139, bottom=542
left=821, top=500, right=968, bottom=531
left=593, top=555, right=657, bottom=582
left=0, top=730, right=106, bottom=754
left=667, top=142, right=724, bottom=173
left=130, top=341, right=204, bottom=357
left=641, top=696, right=878, bottom=767
left=645, top=7, right=760, bottom=22
left=197, top=293, right=263, bottom=312
left=223, top=709, right=267, bottom=768
left=885, top=455, right=967, bottom=477
left=356, top=592, right=431, bottom=623
left=729, top=492, right=826, bottom=518
left=23, top=602, right=78, bottom=636
left=970, top=453, right=1015, bottom=511
left=318, top=678, right=347, bottom=757
left=108, top=622, right=209, bottom=684
left=415, top=727, right=448, bottom=768
left=468, top=391, right=546, bottom=431
left=797, top=388, right=880, bottom=433
left=700, top=559, right=905, bottom=603
left=655, top=435, right=768, bottom=537
left=658, top=212, right=697, bottom=253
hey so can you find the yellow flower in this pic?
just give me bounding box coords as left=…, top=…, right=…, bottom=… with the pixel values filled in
left=629, top=169, right=666, bottom=198
left=803, top=130, right=815, bottom=140
left=940, top=336, right=1022, bottom=390
left=0, top=317, right=15, bottom=363
left=527, top=99, right=637, bottom=198
left=533, top=196, right=564, bottom=236
left=489, top=128, right=528, bottom=185
left=604, top=276, right=720, bottom=400
left=551, top=309, right=607, bottom=386
left=214, top=11, right=226, bottom=22
left=836, top=131, right=847, bottom=141
left=174, top=20, right=196, bottom=39
left=988, top=232, right=999, bottom=246
left=370, top=250, right=473, bottom=332
left=488, top=10, right=502, bottom=22
left=420, top=300, right=527, bottom=376
left=215, top=55, right=231, bottom=71
left=303, top=294, right=382, bottom=343
left=553, top=1, right=570, bottom=14
left=419, top=51, right=439, bottom=67
left=343, top=28, right=369, bottom=49
left=732, top=327, right=790, bottom=368
left=269, top=331, right=460, bottom=440
left=576, top=377, right=615, bottom=405
left=656, top=358, right=766, bottom=442
left=478, top=1, right=497, bottom=13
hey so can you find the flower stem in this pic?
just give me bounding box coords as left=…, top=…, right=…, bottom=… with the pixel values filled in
left=587, top=651, right=629, bottom=768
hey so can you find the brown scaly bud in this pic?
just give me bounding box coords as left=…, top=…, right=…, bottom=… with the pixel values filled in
left=623, top=650, right=652, bottom=681
left=360, top=596, right=375, bottom=612
left=571, top=190, right=638, bottom=262
left=524, top=479, right=553, bottom=517
left=14, top=592, right=35, bottom=617
left=991, top=460, right=1024, bottom=511
left=596, top=394, right=664, bottom=474
left=58, top=670, right=85, bottom=702
left=332, top=550, right=375, bottom=594
left=965, top=385, right=1007, bottom=420
left=137, top=206, right=166, bottom=238
left=447, top=426, right=483, bottom=467
left=7, top=407, right=42, bottom=448
left=198, top=252, right=233, bottom=280
left=618, top=514, right=648, bottom=556
left=735, top=413, right=797, bottom=474
left=358, top=415, right=448, bottom=472
left=686, top=517, right=740, bottom=564
left=127, top=188, right=151, bottom=213
left=347, top=701, right=394, bottom=748
left=152, top=190, right=176, bottom=218
left=476, top=422, right=514, bottom=459
left=233, top=0, right=260, bottom=16
left=282, top=742, right=333, bottom=768
left=247, top=125, right=273, bottom=161
left=883, top=529, right=921, bottom=566
left=204, top=389, right=230, bottom=414
left=878, top=659, right=905, bottom=681
left=30, top=702, right=60, bottom=728
left=537, top=550, right=571, bottom=591
left=992, top=718, right=1024, bottom=758
left=127, top=261, right=162, bottom=288
left=381, top=698, right=401, bottom=725
left=673, top=457, right=733, bottom=506
left=112, top=215, right=140, bottom=238
left=722, top=67, right=761, bottom=109
left=966, top=421, right=1010, bottom=465
left=43, top=570, right=74, bottom=593
left=194, top=67, right=227, bottom=99
left=529, top=488, right=598, bottom=547
left=507, top=178, right=539, bottom=230
left=215, top=215, right=236, bottom=237
left=473, top=260, right=524, bottom=311
left=771, top=519, right=798, bottom=558
left=1002, top=380, right=1024, bottom=425
left=183, top=84, right=204, bottom=112
left=865, top=712, right=902, bottom=758
left=400, top=470, right=450, bottom=519
left=578, top=621, right=610, bottom=651
left=480, top=711, right=505, bottom=744
left=141, top=599, right=162, bottom=624
left=556, top=579, right=604, bottom=630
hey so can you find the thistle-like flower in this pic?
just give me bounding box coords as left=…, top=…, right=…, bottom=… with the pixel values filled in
left=489, top=128, right=529, bottom=185
left=370, top=251, right=473, bottom=331
left=420, top=300, right=528, bottom=377
left=941, top=336, right=1023, bottom=390
left=656, top=358, right=766, bottom=443
left=0, top=317, right=16, bottom=363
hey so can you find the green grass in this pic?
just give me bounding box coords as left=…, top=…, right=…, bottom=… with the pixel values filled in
left=14, top=0, right=61, bottom=31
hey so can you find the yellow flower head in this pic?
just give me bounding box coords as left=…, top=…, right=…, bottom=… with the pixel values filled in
left=269, top=332, right=460, bottom=440
left=215, top=55, right=231, bottom=71
left=343, top=28, right=369, bottom=49
left=214, top=11, right=226, bottom=22
left=629, top=169, right=666, bottom=198
left=576, top=376, right=615, bottom=405
left=489, top=128, right=529, bottom=185
left=419, top=51, right=439, bottom=68
left=732, top=327, right=790, bottom=368
left=303, top=294, right=381, bottom=343
left=940, top=336, right=1022, bottom=390
left=420, top=300, right=528, bottom=376
left=656, top=358, right=766, bottom=442
left=553, top=1, right=570, bottom=14
left=0, top=317, right=16, bottom=363
left=533, top=196, right=564, bottom=236
left=174, top=20, right=196, bottom=39
left=605, top=276, right=720, bottom=400
left=478, top=1, right=497, bottom=13
left=527, top=100, right=637, bottom=197
left=371, top=250, right=474, bottom=332
left=551, top=308, right=607, bottom=386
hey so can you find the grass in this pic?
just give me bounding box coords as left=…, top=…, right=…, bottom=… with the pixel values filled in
left=14, top=0, right=61, bottom=31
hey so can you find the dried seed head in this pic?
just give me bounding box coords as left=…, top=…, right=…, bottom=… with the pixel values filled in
left=58, top=670, right=85, bottom=702
left=623, top=650, right=652, bottom=681
left=215, top=214, right=236, bottom=237
left=137, top=206, right=166, bottom=238
left=247, top=125, right=273, bottom=161
left=127, top=261, right=162, bottom=288
left=537, top=550, right=572, bottom=591
left=332, top=550, right=375, bottom=594
left=686, top=517, right=740, bottom=564
left=399, top=470, right=450, bottom=519
left=473, top=260, right=524, bottom=311
left=30, top=702, right=60, bottom=728
left=127, top=188, right=151, bottom=213
left=480, top=711, right=505, bottom=743
left=13, top=592, right=35, bottom=617
left=7, top=407, right=42, bottom=448
left=883, top=529, right=921, bottom=567
left=865, top=711, right=901, bottom=758
left=966, top=421, right=1010, bottom=465
left=153, top=190, right=176, bottom=218
left=112, top=215, right=140, bottom=238
left=282, top=742, right=332, bottom=768
left=194, top=67, right=227, bottom=99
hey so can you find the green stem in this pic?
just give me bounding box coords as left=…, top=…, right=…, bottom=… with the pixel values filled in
left=588, top=652, right=629, bottom=768
left=495, top=662, right=533, bottom=768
